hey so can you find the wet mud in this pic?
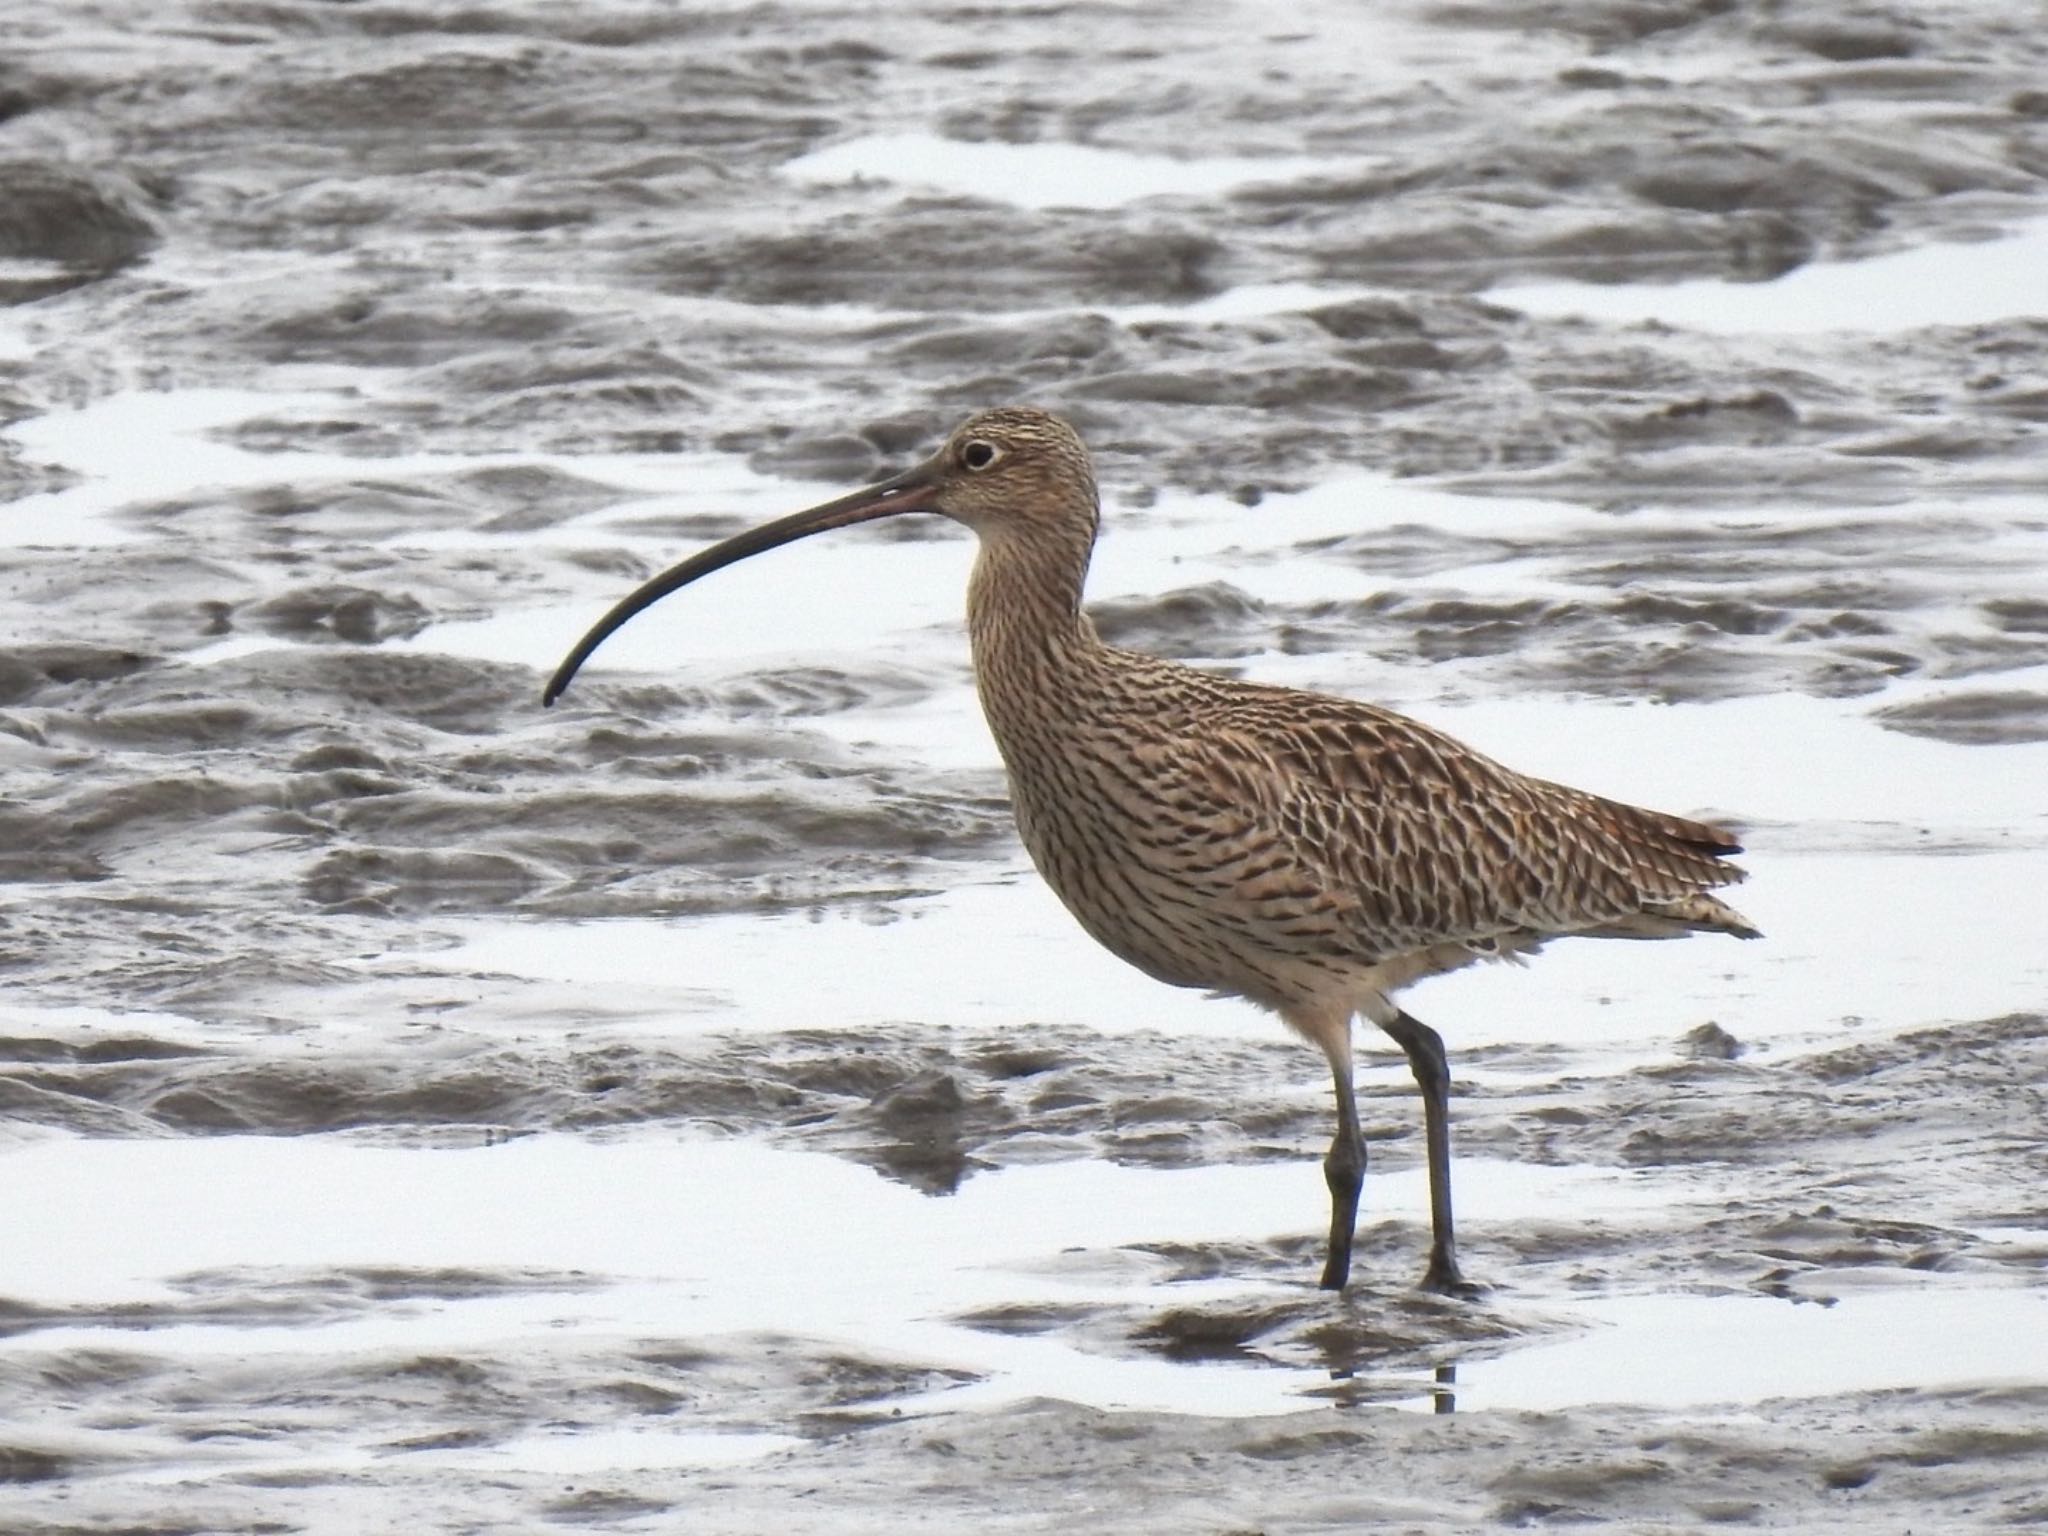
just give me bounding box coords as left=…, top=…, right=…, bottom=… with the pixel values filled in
left=4, top=0, right=2048, bottom=1530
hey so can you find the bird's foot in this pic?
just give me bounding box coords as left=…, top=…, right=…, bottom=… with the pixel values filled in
left=1419, top=1253, right=1484, bottom=1300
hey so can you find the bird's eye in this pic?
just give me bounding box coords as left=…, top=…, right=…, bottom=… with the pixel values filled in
left=961, top=439, right=1001, bottom=471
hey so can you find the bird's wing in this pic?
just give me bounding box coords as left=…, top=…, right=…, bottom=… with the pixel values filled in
left=1151, top=686, right=1747, bottom=959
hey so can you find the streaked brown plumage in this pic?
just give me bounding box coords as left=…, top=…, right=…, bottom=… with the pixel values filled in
left=546, top=406, right=1758, bottom=1293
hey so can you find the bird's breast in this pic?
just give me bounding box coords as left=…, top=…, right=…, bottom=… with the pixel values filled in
left=980, top=694, right=1358, bottom=1009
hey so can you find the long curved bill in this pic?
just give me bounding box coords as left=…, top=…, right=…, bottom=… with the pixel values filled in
left=543, top=458, right=944, bottom=706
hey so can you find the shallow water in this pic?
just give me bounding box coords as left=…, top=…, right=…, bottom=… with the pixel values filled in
left=13, top=1130, right=2033, bottom=1425
left=1456, top=1286, right=2048, bottom=1411
left=1490, top=217, right=2048, bottom=334
left=783, top=134, right=1358, bottom=211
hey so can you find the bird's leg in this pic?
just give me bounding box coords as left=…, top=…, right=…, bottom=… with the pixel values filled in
left=1377, top=1009, right=1478, bottom=1297
left=1319, top=1049, right=1367, bottom=1291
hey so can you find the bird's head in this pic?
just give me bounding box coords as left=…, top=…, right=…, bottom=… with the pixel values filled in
left=543, top=406, right=1098, bottom=705
left=924, top=406, right=1098, bottom=539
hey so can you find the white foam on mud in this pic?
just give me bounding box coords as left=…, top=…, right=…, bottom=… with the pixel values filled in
left=782, top=134, right=1354, bottom=210
left=1489, top=216, right=2048, bottom=333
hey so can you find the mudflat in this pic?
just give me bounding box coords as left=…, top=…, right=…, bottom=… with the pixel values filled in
left=3, top=2, right=2046, bottom=1531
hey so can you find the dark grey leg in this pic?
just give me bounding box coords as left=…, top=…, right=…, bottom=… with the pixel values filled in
left=1320, top=1054, right=1366, bottom=1291
left=1378, top=1009, right=1478, bottom=1296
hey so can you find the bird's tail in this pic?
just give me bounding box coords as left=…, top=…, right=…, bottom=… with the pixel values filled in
left=1589, top=891, right=1763, bottom=940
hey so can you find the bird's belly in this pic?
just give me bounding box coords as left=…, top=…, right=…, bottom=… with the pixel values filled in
left=1034, top=862, right=1224, bottom=994
left=1006, top=779, right=1352, bottom=1010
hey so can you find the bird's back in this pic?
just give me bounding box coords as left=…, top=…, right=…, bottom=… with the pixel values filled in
left=988, top=646, right=1757, bottom=1011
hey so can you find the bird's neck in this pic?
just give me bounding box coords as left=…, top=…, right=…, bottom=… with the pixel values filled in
left=965, top=523, right=1103, bottom=707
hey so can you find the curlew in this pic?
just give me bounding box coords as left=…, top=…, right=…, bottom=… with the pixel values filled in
left=545, top=407, right=1759, bottom=1293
